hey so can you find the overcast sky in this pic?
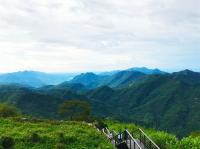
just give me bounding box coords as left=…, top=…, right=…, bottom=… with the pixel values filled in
left=0, top=0, right=199, bottom=73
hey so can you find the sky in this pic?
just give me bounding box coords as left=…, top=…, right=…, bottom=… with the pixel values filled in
left=0, top=0, right=200, bottom=73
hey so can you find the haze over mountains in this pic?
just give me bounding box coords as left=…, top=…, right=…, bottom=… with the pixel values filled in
left=0, top=67, right=199, bottom=137
left=0, top=71, right=77, bottom=88
left=0, top=67, right=166, bottom=88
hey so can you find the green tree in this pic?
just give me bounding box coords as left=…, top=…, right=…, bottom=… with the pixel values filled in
left=58, top=100, right=91, bottom=121
left=0, top=103, right=21, bottom=118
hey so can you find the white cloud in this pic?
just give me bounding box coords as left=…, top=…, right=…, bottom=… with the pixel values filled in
left=0, top=0, right=199, bottom=72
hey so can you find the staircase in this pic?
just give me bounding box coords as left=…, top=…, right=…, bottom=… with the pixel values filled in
left=102, top=128, right=160, bottom=149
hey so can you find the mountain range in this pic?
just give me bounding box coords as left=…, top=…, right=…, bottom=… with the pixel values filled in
left=0, top=68, right=199, bottom=137
left=0, top=71, right=77, bottom=87
left=0, top=67, right=165, bottom=88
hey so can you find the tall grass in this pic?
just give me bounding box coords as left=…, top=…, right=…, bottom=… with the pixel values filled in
left=0, top=118, right=114, bottom=149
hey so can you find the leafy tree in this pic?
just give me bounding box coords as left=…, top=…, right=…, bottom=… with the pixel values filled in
left=0, top=103, right=21, bottom=118
left=58, top=100, right=91, bottom=121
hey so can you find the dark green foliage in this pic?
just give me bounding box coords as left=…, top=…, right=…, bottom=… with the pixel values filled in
left=87, top=71, right=200, bottom=137
left=0, top=84, right=88, bottom=119
left=57, top=133, right=65, bottom=144
left=55, top=143, right=65, bottom=149
left=58, top=100, right=91, bottom=121
left=94, top=119, right=107, bottom=130
left=1, top=136, right=15, bottom=149
left=29, top=132, right=40, bottom=143
left=0, top=103, right=20, bottom=118
left=190, top=131, right=200, bottom=138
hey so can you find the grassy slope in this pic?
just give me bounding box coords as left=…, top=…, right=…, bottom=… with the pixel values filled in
left=105, top=120, right=200, bottom=149
left=0, top=118, right=114, bottom=149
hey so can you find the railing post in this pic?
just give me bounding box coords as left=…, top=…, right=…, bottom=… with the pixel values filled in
left=150, top=141, right=152, bottom=149
left=114, top=135, right=116, bottom=146
left=140, top=131, right=142, bottom=143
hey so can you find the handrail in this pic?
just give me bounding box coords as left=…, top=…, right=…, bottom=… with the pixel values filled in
left=125, top=130, right=143, bottom=149
left=138, top=128, right=160, bottom=149
left=102, top=127, right=160, bottom=149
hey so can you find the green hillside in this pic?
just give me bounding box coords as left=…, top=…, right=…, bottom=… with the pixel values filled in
left=87, top=71, right=200, bottom=137
left=0, top=85, right=87, bottom=119
left=0, top=118, right=114, bottom=149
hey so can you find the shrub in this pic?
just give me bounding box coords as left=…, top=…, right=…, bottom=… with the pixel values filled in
left=178, top=136, right=200, bottom=149
left=1, top=136, right=15, bottom=149
left=94, top=119, right=107, bottom=130
left=55, top=143, right=65, bottom=149
left=58, top=133, right=65, bottom=144
left=57, top=133, right=77, bottom=144
left=0, top=103, right=21, bottom=118
left=29, top=132, right=40, bottom=143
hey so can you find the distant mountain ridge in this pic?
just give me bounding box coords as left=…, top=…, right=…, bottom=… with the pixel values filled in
left=0, top=67, right=166, bottom=88
left=70, top=67, right=165, bottom=88
left=126, top=67, right=166, bottom=74
left=0, top=71, right=77, bottom=88
left=70, top=71, right=146, bottom=88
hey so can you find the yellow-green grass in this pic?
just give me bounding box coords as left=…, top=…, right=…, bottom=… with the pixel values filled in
left=0, top=118, right=114, bottom=149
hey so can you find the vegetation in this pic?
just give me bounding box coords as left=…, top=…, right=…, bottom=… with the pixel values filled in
left=87, top=70, right=200, bottom=137
left=58, top=100, right=91, bottom=121
left=0, top=103, right=21, bottom=118
left=0, top=118, right=114, bottom=149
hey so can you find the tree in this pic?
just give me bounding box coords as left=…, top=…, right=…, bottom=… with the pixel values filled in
left=0, top=103, right=21, bottom=118
left=58, top=100, right=91, bottom=121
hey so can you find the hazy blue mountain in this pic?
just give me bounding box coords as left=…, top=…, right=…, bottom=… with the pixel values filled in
left=70, top=71, right=145, bottom=88
left=0, top=71, right=77, bottom=88
left=70, top=72, right=109, bottom=88
left=104, top=71, right=146, bottom=88
left=126, top=67, right=166, bottom=74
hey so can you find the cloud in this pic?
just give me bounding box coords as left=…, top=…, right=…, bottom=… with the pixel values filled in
left=0, top=0, right=199, bottom=72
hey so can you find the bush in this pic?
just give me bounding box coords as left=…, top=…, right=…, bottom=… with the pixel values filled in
left=1, top=136, right=15, bottom=149
left=57, top=133, right=77, bottom=144
left=94, top=119, right=107, bottom=130
left=29, top=132, right=40, bottom=143
left=55, top=143, right=65, bottom=149
left=58, top=133, right=65, bottom=144
left=0, top=103, right=21, bottom=118
left=178, top=136, right=200, bottom=149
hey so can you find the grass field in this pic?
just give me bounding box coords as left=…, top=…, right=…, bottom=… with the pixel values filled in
left=0, top=118, right=114, bottom=149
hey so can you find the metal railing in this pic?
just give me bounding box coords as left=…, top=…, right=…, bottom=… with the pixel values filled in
left=102, top=127, right=160, bottom=149
left=113, top=129, right=143, bottom=149
left=131, top=129, right=160, bottom=149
